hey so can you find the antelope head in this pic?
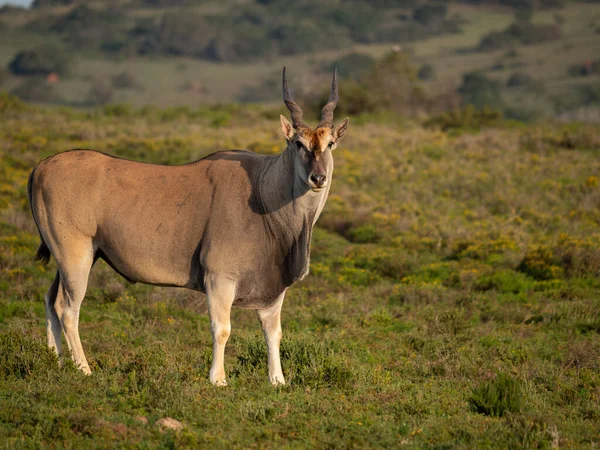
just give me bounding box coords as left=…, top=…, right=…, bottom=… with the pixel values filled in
left=280, top=67, right=349, bottom=193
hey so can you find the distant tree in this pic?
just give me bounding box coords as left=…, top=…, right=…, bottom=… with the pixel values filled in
left=8, top=44, right=71, bottom=76
left=329, top=53, right=376, bottom=80
left=111, top=71, right=142, bottom=90
left=50, top=5, right=126, bottom=48
left=413, top=3, right=448, bottom=26
left=418, top=64, right=436, bottom=80
left=541, top=0, right=567, bottom=7
left=138, top=12, right=214, bottom=57
left=31, top=0, right=75, bottom=8
left=87, top=81, right=113, bottom=106
left=10, top=77, right=58, bottom=103
left=478, top=21, right=561, bottom=51
left=458, top=72, right=504, bottom=110
left=307, top=50, right=425, bottom=117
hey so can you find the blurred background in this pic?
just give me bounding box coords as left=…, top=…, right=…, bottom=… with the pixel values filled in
left=0, top=0, right=598, bottom=122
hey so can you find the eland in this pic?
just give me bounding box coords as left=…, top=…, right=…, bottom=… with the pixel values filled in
left=28, top=68, right=349, bottom=386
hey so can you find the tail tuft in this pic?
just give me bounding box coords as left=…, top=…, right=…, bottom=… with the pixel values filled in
left=35, top=240, right=51, bottom=265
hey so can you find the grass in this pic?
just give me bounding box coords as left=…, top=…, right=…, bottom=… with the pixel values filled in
left=0, top=97, right=599, bottom=447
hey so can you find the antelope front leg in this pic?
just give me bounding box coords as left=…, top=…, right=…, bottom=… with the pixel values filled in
left=257, top=292, right=285, bottom=385
left=205, top=275, right=235, bottom=386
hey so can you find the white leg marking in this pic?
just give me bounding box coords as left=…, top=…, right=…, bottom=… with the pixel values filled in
left=45, top=272, right=62, bottom=357
left=257, top=292, right=286, bottom=386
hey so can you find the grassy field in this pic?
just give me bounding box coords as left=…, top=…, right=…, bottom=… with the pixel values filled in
left=0, top=94, right=599, bottom=448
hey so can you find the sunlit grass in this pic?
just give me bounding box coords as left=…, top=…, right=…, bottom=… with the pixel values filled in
left=0, top=98, right=599, bottom=447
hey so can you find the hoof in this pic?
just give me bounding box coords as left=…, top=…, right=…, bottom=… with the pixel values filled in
left=210, top=378, right=228, bottom=387
left=270, top=376, right=286, bottom=386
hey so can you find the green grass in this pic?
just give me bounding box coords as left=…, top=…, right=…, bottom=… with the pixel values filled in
left=0, top=97, right=599, bottom=447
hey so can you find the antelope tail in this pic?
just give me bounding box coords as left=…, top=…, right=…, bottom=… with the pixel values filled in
left=28, top=168, right=52, bottom=265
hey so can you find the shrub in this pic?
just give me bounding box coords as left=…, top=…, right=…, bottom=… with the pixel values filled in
left=0, top=330, right=58, bottom=379
left=32, top=0, right=75, bottom=7
left=87, top=81, right=114, bottom=106
left=470, top=373, right=523, bottom=417
left=458, top=72, right=505, bottom=110
left=10, top=77, right=59, bottom=103
left=346, top=224, right=381, bottom=243
left=138, top=11, right=215, bottom=57
left=309, top=50, right=426, bottom=117
left=8, top=44, right=71, bottom=76
left=418, top=64, right=435, bottom=81
left=506, top=72, right=538, bottom=89
left=111, top=71, right=142, bottom=90
left=517, top=245, right=563, bottom=280
left=425, top=105, right=503, bottom=130
left=328, top=52, right=376, bottom=80
left=478, top=20, right=561, bottom=51
left=413, top=3, right=447, bottom=26
left=50, top=5, right=126, bottom=48
left=567, top=60, right=600, bottom=77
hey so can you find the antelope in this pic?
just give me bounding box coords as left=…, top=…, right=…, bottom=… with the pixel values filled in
left=28, top=68, right=348, bottom=386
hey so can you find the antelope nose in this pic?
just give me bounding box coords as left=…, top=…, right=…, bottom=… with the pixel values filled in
left=310, top=173, right=327, bottom=188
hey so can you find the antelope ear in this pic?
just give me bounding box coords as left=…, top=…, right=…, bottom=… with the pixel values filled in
left=333, top=118, right=349, bottom=142
left=280, top=115, right=295, bottom=140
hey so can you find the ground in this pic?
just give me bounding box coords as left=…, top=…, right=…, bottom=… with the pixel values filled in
left=0, top=96, right=599, bottom=448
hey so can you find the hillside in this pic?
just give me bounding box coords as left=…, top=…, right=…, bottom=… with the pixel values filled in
left=0, top=96, right=599, bottom=447
left=0, top=0, right=598, bottom=119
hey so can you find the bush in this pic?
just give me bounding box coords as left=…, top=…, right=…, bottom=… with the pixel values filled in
left=470, top=373, right=523, bottom=417
left=418, top=64, right=435, bottom=80
left=111, top=71, right=142, bottom=90
left=567, top=59, right=600, bottom=77
left=0, top=330, right=58, bottom=379
left=328, top=52, right=376, bottom=80
left=31, top=0, right=74, bottom=7
left=413, top=3, right=447, bottom=26
left=310, top=50, right=425, bottom=117
left=478, top=20, right=561, bottom=51
left=10, top=77, right=59, bottom=103
left=506, top=72, right=545, bottom=92
left=87, top=81, right=114, bottom=106
left=517, top=245, right=563, bottom=280
left=8, top=44, right=71, bottom=76
left=50, top=5, right=126, bottom=48
left=458, top=72, right=505, bottom=110
left=138, top=11, right=215, bottom=57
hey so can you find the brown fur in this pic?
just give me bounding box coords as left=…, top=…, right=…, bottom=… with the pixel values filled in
left=29, top=70, right=349, bottom=386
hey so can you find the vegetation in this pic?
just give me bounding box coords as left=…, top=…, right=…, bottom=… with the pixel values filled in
left=8, top=44, right=71, bottom=76
left=4, top=0, right=465, bottom=63
left=478, top=19, right=562, bottom=51
left=0, top=0, right=597, bottom=117
left=0, top=95, right=598, bottom=447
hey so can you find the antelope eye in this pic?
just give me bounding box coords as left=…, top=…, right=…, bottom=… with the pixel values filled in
left=328, top=141, right=334, bottom=148
left=296, top=141, right=307, bottom=152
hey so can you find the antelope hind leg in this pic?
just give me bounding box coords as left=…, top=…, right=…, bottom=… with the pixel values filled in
left=53, top=242, right=94, bottom=375
left=45, top=272, right=62, bottom=357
